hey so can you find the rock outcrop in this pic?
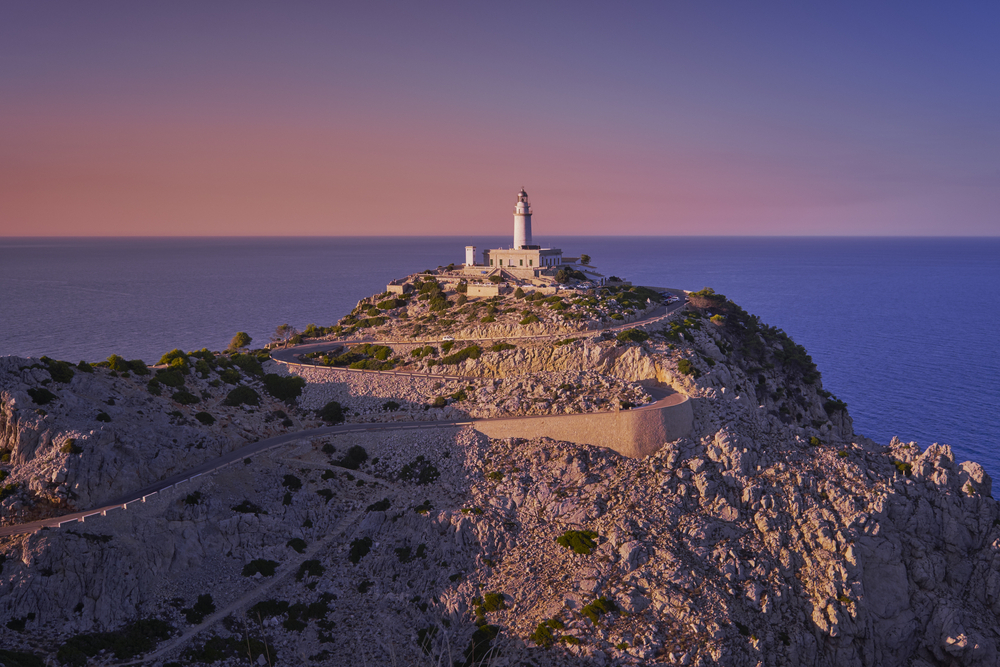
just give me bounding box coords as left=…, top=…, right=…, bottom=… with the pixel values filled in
left=0, top=289, right=993, bottom=667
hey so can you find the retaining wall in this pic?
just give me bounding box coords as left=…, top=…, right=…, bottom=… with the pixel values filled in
left=473, top=394, right=692, bottom=458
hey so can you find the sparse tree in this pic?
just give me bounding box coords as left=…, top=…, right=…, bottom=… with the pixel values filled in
left=580, top=254, right=591, bottom=265
left=228, top=331, right=252, bottom=351
left=271, top=324, right=299, bottom=348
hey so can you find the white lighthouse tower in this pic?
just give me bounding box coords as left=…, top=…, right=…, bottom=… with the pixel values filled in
left=513, top=188, right=533, bottom=249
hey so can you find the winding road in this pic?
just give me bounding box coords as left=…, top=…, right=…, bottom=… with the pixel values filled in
left=0, top=296, right=687, bottom=538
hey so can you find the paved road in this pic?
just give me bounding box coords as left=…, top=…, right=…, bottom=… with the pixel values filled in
left=0, top=296, right=687, bottom=538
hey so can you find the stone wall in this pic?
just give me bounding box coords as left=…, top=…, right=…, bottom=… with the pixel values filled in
left=472, top=393, right=692, bottom=458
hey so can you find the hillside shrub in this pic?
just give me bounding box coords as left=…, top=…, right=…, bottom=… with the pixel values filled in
left=581, top=597, right=617, bottom=624
left=154, top=369, right=185, bottom=388
left=230, top=353, right=263, bottom=377
left=56, top=619, right=173, bottom=666
left=231, top=500, right=267, bottom=515
left=441, top=344, right=482, bottom=365
left=181, top=594, right=215, bottom=624
left=489, top=342, right=515, bottom=352
left=27, top=387, right=57, bottom=406
left=287, top=538, right=307, bottom=553
left=296, top=560, right=324, bottom=581
left=95, top=412, right=111, bottom=423
left=171, top=390, right=199, bottom=406
left=520, top=314, right=540, bottom=325
left=60, top=438, right=81, bottom=454
left=318, top=400, right=344, bottom=424
left=441, top=340, right=455, bottom=353
left=228, top=332, right=252, bottom=351
left=146, top=379, right=162, bottom=396
left=677, top=359, right=700, bottom=378
left=222, top=386, right=259, bottom=407
left=431, top=396, right=447, bottom=408
left=194, top=411, right=215, bottom=425
left=514, top=287, right=525, bottom=299
left=349, top=537, right=373, bottom=564
left=824, top=397, right=848, bottom=414
left=157, top=348, right=189, bottom=368
left=218, top=368, right=241, bottom=384
left=76, top=361, right=94, bottom=373
left=242, top=559, right=279, bottom=577
left=41, top=357, right=75, bottom=383
left=616, top=328, right=649, bottom=344
left=333, top=445, right=368, bottom=469
left=556, top=530, right=599, bottom=555
left=687, top=287, right=727, bottom=309
left=263, top=373, right=306, bottom=403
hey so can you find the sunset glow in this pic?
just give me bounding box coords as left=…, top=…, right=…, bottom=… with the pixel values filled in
left=2, top=2, right=999, bottom=236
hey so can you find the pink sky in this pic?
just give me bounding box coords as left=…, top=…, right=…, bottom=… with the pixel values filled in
left=2, top=3, right=998, bottom=236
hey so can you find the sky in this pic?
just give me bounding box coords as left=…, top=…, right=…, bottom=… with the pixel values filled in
left=2, top=2, right=999, bottom=237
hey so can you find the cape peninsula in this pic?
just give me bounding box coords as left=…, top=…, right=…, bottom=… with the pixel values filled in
left=0, top=268, right=996, bottom=667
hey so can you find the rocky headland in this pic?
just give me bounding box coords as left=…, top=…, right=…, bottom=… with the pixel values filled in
left=0, top=276, right=997, bottom=667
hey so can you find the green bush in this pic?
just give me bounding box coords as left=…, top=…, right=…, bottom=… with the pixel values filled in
left=154, top=369, right=186, bottom=388
left=441, top=340, right=455, bottom=353
left=230, top=353, right=263, bottom=377
left=56, top=619, right=173, bottom=666
left=181, top=594, right=216, bottom=624
left=0, top=649, right=43, bottom=667
left=410, top=346, right=436, bottom=359
left=60, top=438, right=81, bottom=454
left=481, top=592, right=506, bottom=613
left=616, top=328, right=649, bottom=343
left=893, top=460, right=913, bottom=476
left=242, top=559, right=279, bottom=577
left=556, top=530, right=599, bottom=555
left=27, top=387, right=57, bottom=406
left=77, top=360, right=94, bottom=373
left=157, top=349, right=189, bottom=368
left=489, top=342, right=516, bottom=352
left=263, top=373, right=306, bottom=403
left=580, top=597, right=617, bottom=625
left=95, top=411, right=111, bottom=423
left=0, top=483, right=18, bottom=501
left=172, top=390, right=199, bottom=405
left=194, top=411, right=215, bottom=425
left=184, top=492, right=202, bottom=505
left=530, top=622, right=557, bottom=648
left=41, top=357, right=75, bottom=383
left=809, top=436, right=822, bottom=446
left=349, top=537, right=373, bottom=564
left=231, top=500, right=267, bottom=515
left=677, top=359, right=700, bottom=378
left=687, top=287, right=727, bottom=309
left=481, top=315, right=496, bottom=323
left=333, top=445, right=368, bottom=469
left=228, top=331, right=252, bottom=351
left=146, top=379, right=162, bottom=396
left=218, top=368, right=241, bottom=384
left=287, top=538, right=307, bottom=553
left=824, top=397, right=848, bottom=414
left=440, top=344, right=482, bottom=365
left=296, top=560, right=324, bottom=581
left=431, top=396, right=447, bottom=408
left=222, top=386, right=260, bottom=407
left=282, top=474, right=302, bottom=491
left=106, top=354, right=130, bottom=373
left=383, top=400, right=400, bottom=411
left=520, top=314, right=540, bottom=325
left=514, top=287, right=525, bottom=299
left=318, top=400, right=344, bottom=424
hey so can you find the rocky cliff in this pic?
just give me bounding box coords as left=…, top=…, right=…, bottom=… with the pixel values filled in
left=0, top=292, right=996, bottom=667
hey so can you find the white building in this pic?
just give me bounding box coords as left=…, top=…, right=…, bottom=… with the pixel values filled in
left=470, top=189, right=566, bottom=278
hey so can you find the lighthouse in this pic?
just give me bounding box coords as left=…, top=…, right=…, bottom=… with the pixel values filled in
left=513, top=188, right=533, bottom=249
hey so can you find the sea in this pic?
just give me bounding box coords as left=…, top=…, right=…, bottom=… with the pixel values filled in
left=2, top=236, right=998, bottom=477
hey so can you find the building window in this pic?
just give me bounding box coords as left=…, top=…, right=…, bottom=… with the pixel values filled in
left=490, top=259, right=493, bottom=266
left=519, top=259, right=523, bottom=266
left=529, top=259, right=533, bottom=266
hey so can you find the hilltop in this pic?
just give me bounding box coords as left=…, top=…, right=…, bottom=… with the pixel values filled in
left=0, top=273, right=996, bottom=667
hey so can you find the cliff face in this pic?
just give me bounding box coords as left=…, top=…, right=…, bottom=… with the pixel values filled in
left=0, top=304, right=995, bottom=666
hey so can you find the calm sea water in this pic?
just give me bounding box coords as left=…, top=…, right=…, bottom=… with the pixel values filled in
left=2, top=236, right=998, bottom=476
